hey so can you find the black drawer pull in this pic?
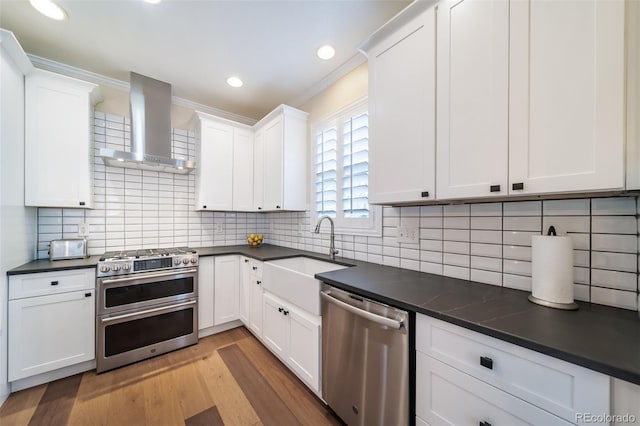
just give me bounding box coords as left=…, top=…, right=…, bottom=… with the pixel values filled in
left=278, top=307, right=283, bottom=313
left=51, top=281, right=59, bottom=286
left=421, top=191, right=430, bottom=198
left=203, top=205, right=207, bottom=209
left=276, top=205, right=281, bottom=209
left=84, top=292, right=92, bottom=297
left=490, top=185, right=501, bottom=193
left=244, top=259, right=249, bottom=263
left=256, top=280, right=262, bottom=285
left=512, top=182, right=524, bottom=190
left=258, top=206, right=262, bottom=210
left=480, top=356, right=493, bottom=370
left=79, top=201, right=85, bottom=206
left=283, top=310, right=289, bottom=316
left=252, top=266, right=257, bottom=271
left=480, top=421, right=492, bottom=426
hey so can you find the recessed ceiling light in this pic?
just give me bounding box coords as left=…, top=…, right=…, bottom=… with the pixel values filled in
left=143, top=0, right=162, bottom=4
left=29, top=0, right=68, bottom=21
left=226, top=76, right=243, bottom=88
left=317, top=45, right=335, bottom=60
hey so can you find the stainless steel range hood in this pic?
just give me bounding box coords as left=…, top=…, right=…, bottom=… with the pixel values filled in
left=98, top=72, right=195, bottom=174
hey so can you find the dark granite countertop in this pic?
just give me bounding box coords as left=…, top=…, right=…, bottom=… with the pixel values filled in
left=7, top=244, right=640, bottom=385
left=316, top=264, right=640, bottom=385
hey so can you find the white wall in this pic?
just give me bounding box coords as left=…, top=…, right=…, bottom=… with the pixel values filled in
left=0, top=32, right=37, bottom=406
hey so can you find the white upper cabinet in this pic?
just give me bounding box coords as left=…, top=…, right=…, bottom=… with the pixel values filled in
left=194, top=112, right=254, bottom=211
left=254, top=105, right=308, bottom=211
left=509, top=0, right=625, bottom=195
left=253, top=128, right=265, bottom=211
left=362, top=2, right=436, bottom=204
left=626, top=0, right=640, bottom=190
left=25, top=69, right=100, bottom=208
left=232, top=127, right=254, bottom=211
left=436, top=0, right=509, bottom=200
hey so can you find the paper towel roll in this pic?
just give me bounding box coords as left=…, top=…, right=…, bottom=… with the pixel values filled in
left=531, top=235, right=574, bottom=305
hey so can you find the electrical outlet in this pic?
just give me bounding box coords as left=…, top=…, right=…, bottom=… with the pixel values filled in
left=298, top=223, right=304, bottom=234
left=78, top=223, right=89, bottom=237
left=214, top=223, right=224, bottom=234
left=397, top=226, right=419, bottom=243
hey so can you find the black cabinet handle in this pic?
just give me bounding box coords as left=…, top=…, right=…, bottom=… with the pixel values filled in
left=512, top=182, right=524, bottom=190
left=421, top=191, right=430, bottom=198
left=244, top=259, right=249, bottom=263
left=203, top=205, right=207, bottom=209
left=276, top=205, right=281, bottom=209
left=480, top=356, right=493, bottom=370
left=84, top=292, right=92, bottom=297
left=258, top=207, right=262, bottom=210
left=252, top=266, right=257, bottom=271
left=278, top=307, right=283, bottom=313
left=51, top=281, right=59, bottom=286
left=490, top=185, right=501, bottom=193
left=480, top=421, right=492, bottom=426
left=256, top=280, right=262, bottom=285
left=79, top=201, right=85, bottom=206
left=283, top=310, right=289, bottom=316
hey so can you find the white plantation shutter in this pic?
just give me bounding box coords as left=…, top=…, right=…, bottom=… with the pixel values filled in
left=311, top=98, right=380, bottom=236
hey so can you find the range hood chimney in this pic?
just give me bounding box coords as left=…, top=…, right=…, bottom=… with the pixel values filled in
left=97, top=72, right=196, bottom=174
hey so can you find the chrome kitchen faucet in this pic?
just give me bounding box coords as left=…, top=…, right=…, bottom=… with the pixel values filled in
left=314, top=215, right=339, bottom=260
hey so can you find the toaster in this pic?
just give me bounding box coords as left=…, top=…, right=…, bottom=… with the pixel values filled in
left=49, top=239, right=88, bottom=260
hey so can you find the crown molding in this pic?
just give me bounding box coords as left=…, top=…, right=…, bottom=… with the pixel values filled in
left=27, top=54, right=257, bottom=125
left=0, top=29, right=34, bottom=74
left=287, top=53, right=367, bottom=109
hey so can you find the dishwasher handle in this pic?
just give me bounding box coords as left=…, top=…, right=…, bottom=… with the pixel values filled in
left=321, top=290, right=405, bottom=330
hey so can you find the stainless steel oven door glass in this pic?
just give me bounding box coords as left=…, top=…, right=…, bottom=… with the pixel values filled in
left=97, top=300, right=198, bottom=373
left=97, top=268, right=198, bottom=316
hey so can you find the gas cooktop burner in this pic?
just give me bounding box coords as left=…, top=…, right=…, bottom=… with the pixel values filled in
left=99, top=247, right=197, bottom=261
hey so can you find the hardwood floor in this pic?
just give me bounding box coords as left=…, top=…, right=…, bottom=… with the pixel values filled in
left=0, top=327, right=342, bottom=426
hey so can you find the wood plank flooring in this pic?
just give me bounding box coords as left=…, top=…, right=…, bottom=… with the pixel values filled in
left=0, top=327, right=342, bottom=426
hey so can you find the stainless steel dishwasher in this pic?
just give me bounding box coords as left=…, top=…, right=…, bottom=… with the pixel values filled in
left=321, top=285, right=409, bottom=425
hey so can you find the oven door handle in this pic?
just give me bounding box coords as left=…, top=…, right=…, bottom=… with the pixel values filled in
left=100, top=269, right=198, bottom=284
left=100, top=300, right=197, bottom=324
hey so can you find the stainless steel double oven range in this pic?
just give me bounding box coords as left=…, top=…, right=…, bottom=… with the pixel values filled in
left=96, top=247, right=199, bottom=373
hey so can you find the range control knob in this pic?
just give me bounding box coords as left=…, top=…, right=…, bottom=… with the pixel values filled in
left=174, top=258, right=181, bottom=265
left=190, top=257, right=197, bottom=264
left=100, top=265, right=111, bottom=273
left=112, top=265, right=121, bottom=272
left=122, top=264, right=131, bottom=271
left=182, top=258, right=189, bottom=265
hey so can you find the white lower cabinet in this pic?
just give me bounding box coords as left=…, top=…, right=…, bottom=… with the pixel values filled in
left=198, top=256, right=215, bottom=331
left=239, top=257, right=251, bottom=325
left=417, top=353, right=571, bottom=426
left=262, top=291, right=321, bottom=394
left=214, top=256, right=239, bottom=325
left=8, top=270, right=95, bottom=382
left=416, top=314, right=610, bottom=426
left=239, top=257, right=264, bottom=338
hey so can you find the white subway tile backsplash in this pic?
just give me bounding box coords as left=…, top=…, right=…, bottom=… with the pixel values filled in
left=444, top=204, right=470, bottom=216
left=543, top=199, right=590, bottom=216
left=503, top=245, right=531, bottom=261
left=470, top=243, right=502, bottom=258
left=470, top=230, right=501, bottom=244
left=503, top=217, right=541, bottom=232
left=592, top=216, right=637, bottom=235
left=591, top=251, right=637, bottom=273
left=470, top=216, right=501, bottom=230
left=443, top=253, right=470, bottom=268
left=443, top=241, right=470, bottom=255
left=502, top=231, right=537, bottom=247
left=503, top=201, right=541, bottom=216
left=591, top=197, right=636, bottom=216
left=471, top=269, right=502, bottom=286
left=470, top=203, right=502, bottom=217
left=592, top=234, right=637, bottom=254
left=591, top=287, right=638, bottom=311
left=503, top=273, right=531, bottom=291
left=444, top=229, right=470, bottom=242
left=470, top=256, right=502, bottom=272
left=444, top=216, right=470, bottom=229
left=591, top=269, right=637, bottom=292
left=443, top=265, right=470, bottom=280
left=542, top=216, right=590, bottom=234
left=503, top=259, right=531, bottom=276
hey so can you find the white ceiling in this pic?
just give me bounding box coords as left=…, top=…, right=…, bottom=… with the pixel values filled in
left=0, top=0, right=411, bottom=120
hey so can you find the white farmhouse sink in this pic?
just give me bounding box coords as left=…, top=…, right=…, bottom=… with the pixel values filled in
left=263, top=257, right=348, bottom=315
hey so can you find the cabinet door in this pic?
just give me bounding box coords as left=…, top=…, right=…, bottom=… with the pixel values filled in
left=25, top=69, right=96, bottom=208
left=214, top=256, right=239, bottom=325
left=249, top=274, right=263, bottom=338
left=262, top=117, right=284, bottom=210
left=198, top=256, right=215, bottom=330
left=9, top=290, right=95, bottom=381
left=368, top=6, right=436, bottom=204
left=262, top=292, right=289, bottom=358
left=509, top=0, right=625, bottom=195
left=436, top=0, right=509, bottom=200
left=288, top=308, right=320, bottom=393
left=196, top=119, right=233, bottom=210
left=253, top=129, right=265, bottom=211
left=232, top=127, right=254, bottom=211
left=416, top=353, right=572, bottom=426
left=238, top=257, right=251, bottom=326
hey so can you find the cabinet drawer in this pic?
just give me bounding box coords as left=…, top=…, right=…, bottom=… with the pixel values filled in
left=249, top=259, right=262, bottom=278
left=416, top=353, right=572, bottom=426
left=416, top=314, right=609, bottom=424
left=9, top=268, right=95, bottom=300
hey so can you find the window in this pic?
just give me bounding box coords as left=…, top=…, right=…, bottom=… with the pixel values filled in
left=312, top=98, right=381, bottom=236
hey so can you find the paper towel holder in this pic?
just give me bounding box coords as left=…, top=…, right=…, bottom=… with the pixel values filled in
left=528, top=225, right=579, bottom=310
